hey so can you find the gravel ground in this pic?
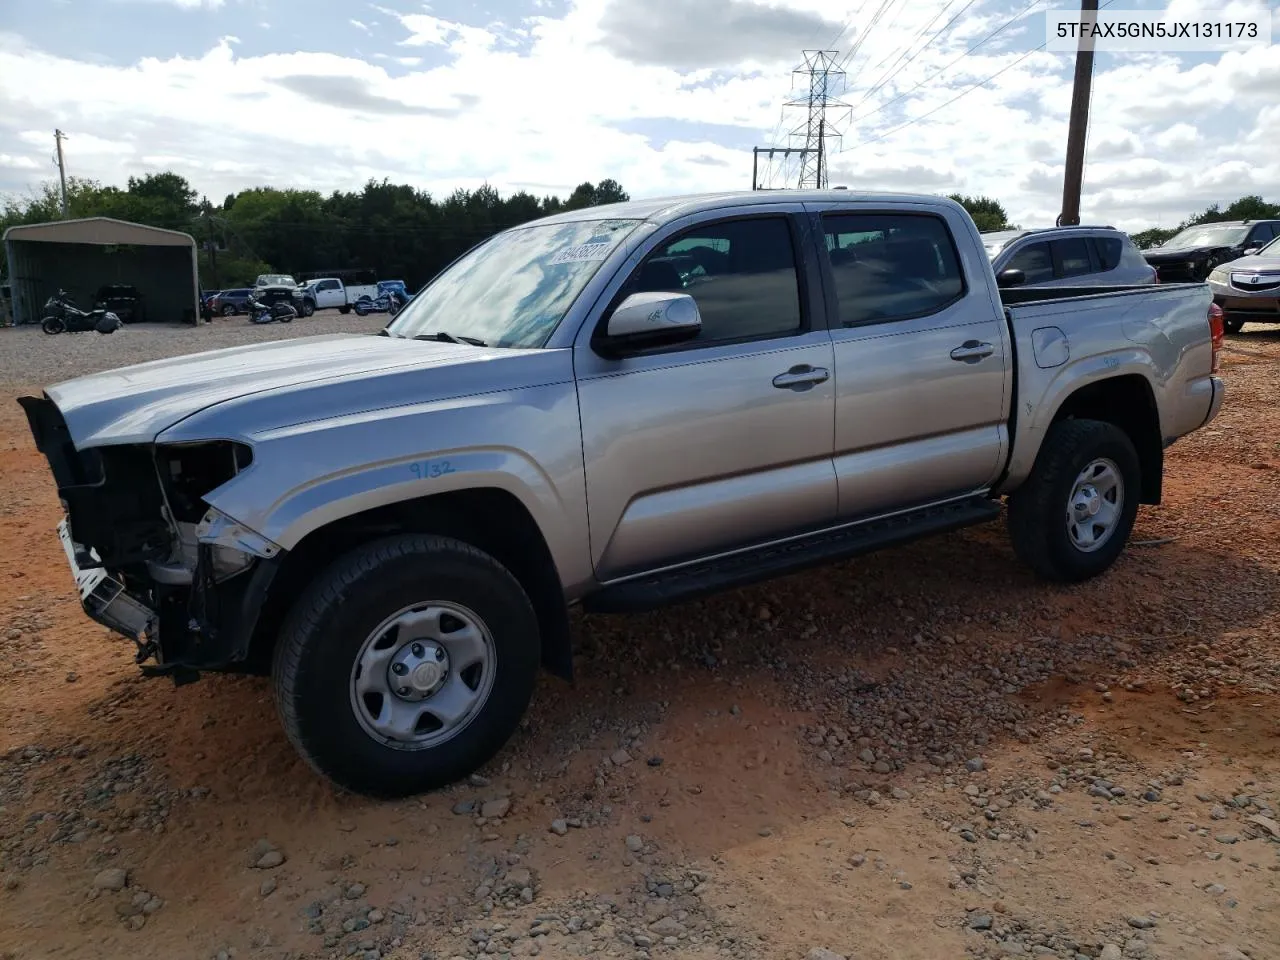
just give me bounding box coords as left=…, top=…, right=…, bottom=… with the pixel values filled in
left=0, top=311, right=385, bottom=385
left=0, top=320, right=1277, bottom=960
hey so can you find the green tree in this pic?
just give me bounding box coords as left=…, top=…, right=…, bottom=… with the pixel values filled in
left=1129, top=227, right=1178, bottom=250
left=1180, top=195, right=1280, bottom=228
left=948, top=194, right=1010, bottom=232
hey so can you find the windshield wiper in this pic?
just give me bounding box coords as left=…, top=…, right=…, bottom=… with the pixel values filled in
left=413, top=331, right=488, bottom=346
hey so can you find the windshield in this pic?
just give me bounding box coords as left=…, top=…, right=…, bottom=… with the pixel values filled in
left=257, top=274, right=295, bottom=286
left=386, top=218, right=642, bottom=348
left=1162, top=225, right=1249, bottom=249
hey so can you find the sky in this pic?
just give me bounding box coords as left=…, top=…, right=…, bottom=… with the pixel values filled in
left=0, top=0, right=1277, bottom=231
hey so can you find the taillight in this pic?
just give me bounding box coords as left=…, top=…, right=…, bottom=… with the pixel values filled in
left=1208, top=302, right=1224, bottom=373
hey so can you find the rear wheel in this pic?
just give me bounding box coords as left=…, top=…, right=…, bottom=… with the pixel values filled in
left=41, top=316, right=65, bottom=335
left=1007, top=419, right=1141, bottom=583
left=272, top=534, right=541, bottom=797
left=220, top=303, right=237, bottom=317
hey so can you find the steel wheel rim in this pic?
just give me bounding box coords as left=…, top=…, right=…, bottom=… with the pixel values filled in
left=348, top=601, right=497, bottom=751
left=1066, top=457, right=1123, bottom=553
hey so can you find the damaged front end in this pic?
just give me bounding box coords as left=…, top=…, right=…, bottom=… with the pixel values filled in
left=19, top=394, right=283, bottom=682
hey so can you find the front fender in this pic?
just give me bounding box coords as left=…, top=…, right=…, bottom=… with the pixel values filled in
left=169, top=382, right=594, bottom=595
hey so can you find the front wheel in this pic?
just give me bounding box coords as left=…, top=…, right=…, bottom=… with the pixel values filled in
left=1007, top=418, right=1141, bottom=583
left=1223, top=315, right=1245, bottom=335
left=41, top=316, right=65, bottom=335
left=300, top=300, right=315, bottom=318
left=272, top=534, right=541, bottom=797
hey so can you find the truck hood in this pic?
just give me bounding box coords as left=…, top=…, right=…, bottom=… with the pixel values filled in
left=40, top=333, right=512, bottom=448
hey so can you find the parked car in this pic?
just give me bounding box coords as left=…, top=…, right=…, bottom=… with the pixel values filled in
left=208, top=288, right=253, bottom=317
left=300, top=276, right=379, bottom=314
left=18, top=190, right=1224, bottom=798
left=94, top=283, right=145, bottom=323
left=1207, top=235, right=1280, bottom=333
left=983, top=226, right=1156, bottom=288
left=253, top=274, right=312, bottom=317
left=1142, top=219, right=1280, bottom=282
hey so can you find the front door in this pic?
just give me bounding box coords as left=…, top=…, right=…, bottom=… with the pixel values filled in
left=574, top=210, right=838, bottom=581
left=813, top=205, right=1012, bottom=519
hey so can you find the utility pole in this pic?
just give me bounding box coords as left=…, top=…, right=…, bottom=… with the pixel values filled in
left=54, top=129, right=69, bottom=218
left=1057, top=0, right=1098, bottom=227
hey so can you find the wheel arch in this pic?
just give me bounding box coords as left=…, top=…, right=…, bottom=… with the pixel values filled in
left=246, top=487, right=572, bottom=681
left=1047, top=373, right=1163, bottom=504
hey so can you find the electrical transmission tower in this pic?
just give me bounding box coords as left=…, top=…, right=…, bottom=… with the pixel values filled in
left=753, top=51, right=851, bottom=190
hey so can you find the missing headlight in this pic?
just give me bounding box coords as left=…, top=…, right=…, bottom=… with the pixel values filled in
left=155, top=441, right=253, bottom=524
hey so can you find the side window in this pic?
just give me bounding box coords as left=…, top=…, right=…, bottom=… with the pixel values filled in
left=821, top=213, right=965, bottom=326
left=1092, top=237, right=1123, bottom=272
left=619, top=217, right=802, bottom=343
left=1053, top=237, right=1094, bottom=278
left=1249, top=224, right=1275, bottom=246
left=1006, top=242, right=1054, bottom=284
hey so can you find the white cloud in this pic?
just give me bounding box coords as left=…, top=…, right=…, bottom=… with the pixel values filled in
left=0, top=0, right=1275, bottom=232
left=350, top=19, right=370, bottom=33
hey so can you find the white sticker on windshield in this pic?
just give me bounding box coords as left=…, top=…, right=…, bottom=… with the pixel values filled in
left=550, top=239, right=616, bottom=265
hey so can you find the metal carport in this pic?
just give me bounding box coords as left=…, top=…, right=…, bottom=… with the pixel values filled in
left=3, top=217, right=200, bottom=327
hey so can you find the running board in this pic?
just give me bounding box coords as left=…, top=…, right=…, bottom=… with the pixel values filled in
left=582, top=496, right=1002, bottom=614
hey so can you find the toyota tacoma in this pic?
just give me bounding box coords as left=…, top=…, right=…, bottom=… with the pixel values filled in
left=19, top=191, right=1226, bottom=797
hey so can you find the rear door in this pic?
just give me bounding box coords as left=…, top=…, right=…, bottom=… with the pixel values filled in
left=809, top=201, right=1012, bottom=519
left=573, top=205, right=838, bottom=580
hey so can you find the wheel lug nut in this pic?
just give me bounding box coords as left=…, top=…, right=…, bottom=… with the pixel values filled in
left=398, top=687, right=410, bottom=696
left=392, top=662, right=408, bottom=675
left=435, top=647, right=445, bottom=661
left=411, top=643, right=425, bottom=658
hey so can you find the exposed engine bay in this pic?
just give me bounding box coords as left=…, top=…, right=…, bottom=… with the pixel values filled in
left=18, top=394, right=282, bottom=679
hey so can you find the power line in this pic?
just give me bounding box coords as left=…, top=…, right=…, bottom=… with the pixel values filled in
left=837, top=0, right=901, bottom=73
left=845, top=0, right=1120, bottom=151
left=847, top=0, right=978, bottom=114
left=846, top=0, right=1045, bottom=130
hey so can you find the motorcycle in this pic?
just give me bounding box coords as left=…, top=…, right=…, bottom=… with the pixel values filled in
left=353, top=291, right=407, bottom=317
left=41, top=290, right=121, bottom=335
left=245, top=293, right=296, bottom=325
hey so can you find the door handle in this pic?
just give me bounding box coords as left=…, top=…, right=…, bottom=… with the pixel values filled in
left=772, top=365, right=830, bottom=389
left=950, top=340, right=994, bottom=363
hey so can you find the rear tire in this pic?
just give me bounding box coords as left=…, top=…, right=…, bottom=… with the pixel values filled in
left=41, top=316, right=64, bottom=335
left=1007, top=418, right=1141, bottom=583
left=272, top=534, right=541, bottom=797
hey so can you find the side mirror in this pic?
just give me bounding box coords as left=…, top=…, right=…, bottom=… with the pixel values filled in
left=996, top=268, right=1026, bottom=289
left=595, top=291, right=701, bottom=357
left=1242, top=247, right=1261, bottom=256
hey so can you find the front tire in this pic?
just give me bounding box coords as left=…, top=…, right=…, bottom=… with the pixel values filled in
left=1007, top=419, right=1141, bottom=583
left=272, top=534, right=541, bottom=797
left=300, top=300, right=315, bottom=318
left=1223, top=315, right=1244, bottom=335
left=41, top=316, right=65, bottom=335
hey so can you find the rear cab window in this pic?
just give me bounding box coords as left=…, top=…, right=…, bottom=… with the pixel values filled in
left=820, top=212, right=966, bottom=326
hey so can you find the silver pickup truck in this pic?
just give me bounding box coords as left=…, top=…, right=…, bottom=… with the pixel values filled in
left=19, top=191, right=1225, bottom=797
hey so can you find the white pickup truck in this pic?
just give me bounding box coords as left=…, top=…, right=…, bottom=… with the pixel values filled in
left=301, top=277, right=379, bottom=314
left=19, top=190, right=1225, bottom=797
